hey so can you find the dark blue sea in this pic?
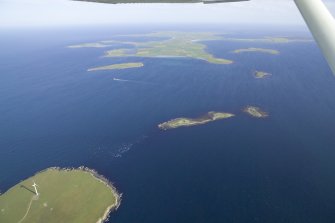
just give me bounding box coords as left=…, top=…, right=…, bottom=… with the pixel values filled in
left=1, top=25, right=335, bottom=223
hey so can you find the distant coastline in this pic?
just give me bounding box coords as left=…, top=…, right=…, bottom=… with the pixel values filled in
left=69, top=32, right=234, bottom=65
left=232, top=47, right=280, bottom=55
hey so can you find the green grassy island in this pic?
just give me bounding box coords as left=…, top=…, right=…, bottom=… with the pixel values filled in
left=158, top=111, right=235, bottom=130
left=88, top=62, right=144, bottom=71
left=69, top=32, right=233, bottom=65
left=244, top=106, right=268, bottom=118
left=0, top=167, right=121, bottom=223
left=232, top=48, right=280, bottom=55
left=104, top=32, right=233, bottom=64
left=254, top=71, right=272, bottom=79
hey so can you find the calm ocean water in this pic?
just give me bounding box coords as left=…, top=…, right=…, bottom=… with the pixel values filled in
left=1, top=25, right=335, bottom=223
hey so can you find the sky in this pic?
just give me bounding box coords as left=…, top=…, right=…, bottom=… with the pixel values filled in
left=0, top=0, right=335, bottom=28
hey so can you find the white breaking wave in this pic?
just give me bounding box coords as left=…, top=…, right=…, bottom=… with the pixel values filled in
left=113, top=78, right=129, bottom=82
left=112, top=143, right=133, bottom=158
left=93, top=135, right=147, bottom=158
left=113, top=78, right=156, bottom=85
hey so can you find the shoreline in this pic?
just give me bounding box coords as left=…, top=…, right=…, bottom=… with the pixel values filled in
left=58, top=166, right=122, bottom=223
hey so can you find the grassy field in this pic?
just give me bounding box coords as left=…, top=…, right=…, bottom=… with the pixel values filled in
left=87, top=62, right=144, bottom=71
left=158, top=111, right=235, bottom=130
left=0, top=168, right=120, bottom=223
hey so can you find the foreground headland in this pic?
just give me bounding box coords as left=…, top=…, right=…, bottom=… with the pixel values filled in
left=0, top=167, right=121, bottom=223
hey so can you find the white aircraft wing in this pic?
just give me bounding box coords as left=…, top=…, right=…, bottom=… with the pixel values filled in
left=73, top=0, right=335, bottom=75
left=294, top=0, right=335, bottom=75
left=74, top=0, right=249, bottom=3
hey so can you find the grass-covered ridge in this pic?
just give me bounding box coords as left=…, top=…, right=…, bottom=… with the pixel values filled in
left=0, top=167, right=120, bottom=223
